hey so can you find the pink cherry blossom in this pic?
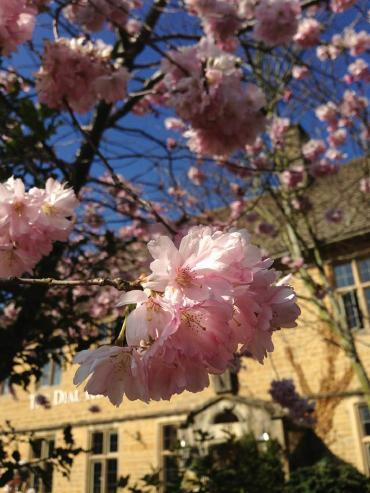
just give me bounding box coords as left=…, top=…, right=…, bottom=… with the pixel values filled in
left=343, top=29, right=370, bottom=56
left=165, top=117, right=186, bottom=132
left=282, top=88, right=293, bottom=102
left=348, top=59, right=370, bottom=83
left=73, top=346, right=148, bottom=406
left=292, top=65, right=309, bottom=80
left=188, top=166, right=206, bottom=186
left=330, top=0, right=355, bottom=13
left=340, top=90, right=368, bottom=117
left=64, top=0, right=141, bottom=32
left=360, top=177, right=370, bottom=194
left=93, top=67, right=130, bottom=103
left=302, top=139, right=326, bottom=161
left=294, top=18, right=321, bottom=47
left=315, top=102, right=338, bottom=128
left=281, top=256, right=304, bottom=270
left=0, top=243, right=38, bottom=277
left=254, top=0, right=301, bottom=46
left=74, top=226, right=300, bottom=404
left=145, top=344, right=210, bottom=400
left=291, top=195, right=312, bottom=212
left=325, top=148, right=346, bottom=161
left=185, top=0, right=241, bottom=50
left=0, top=177, right=39, bottom=238
left=0, top=176, right=78, bottom=277
left=32, top=178, right=79, bottom=236
left=160, top=39, right=266, bottom=157
left=143, top=226, right=261, bottom=303
left=36, top=38, right=127, bottom=113
left=232, top=272, right=300, bottom=362
left=269, top=117, right=290, bottom=148
left=229, top=200, right=244, bottom=221
left=0, top=0, right=36, bottom=55
left=309, top=159, right=338, bottom=178
left=316, top=44, right=342, bottom=61
left=328, top=128, right=347, bottom=148
left=280, top=165, right=306, bottom=188
left=238, top=0, right=258, bottom=19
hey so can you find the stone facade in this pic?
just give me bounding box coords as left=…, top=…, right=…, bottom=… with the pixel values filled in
left=1, top=170, right=370, bottom=491
left=2, top=267, right=370, bottom=493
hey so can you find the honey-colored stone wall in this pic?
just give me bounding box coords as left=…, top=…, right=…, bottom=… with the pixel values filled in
left=1, top=271, right=370, bottom=491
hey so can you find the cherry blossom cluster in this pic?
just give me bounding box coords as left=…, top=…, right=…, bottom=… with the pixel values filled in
left=314, top=91, right=368, bottom=152
left=269, top=116, right=290, bottom=148
left=330, top=0, right=355, bottom=13
left=269, top=379, right=315, bottom=427
left=159, top=38, right=266, bottom=157
left=293, top=18, right=321, bottom=47
left=0, top=0, right=36, bottom=55
left=64, top=0, right=141, bottom=32
left=0, top=177, right=78, bottom=277
left=184, top=0, right=242, bottom=51
left=74, top=226, right=300, bottom=406
left=317, top=28, right=370, bottom=61
left=184, top=0, right=304, bottom=48
left=36, top=38, right=130, bottom=113
left=254, top=0, right=301, bottom=46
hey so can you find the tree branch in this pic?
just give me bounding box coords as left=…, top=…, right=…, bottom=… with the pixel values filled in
left=0, top=277, right=142, bottom=291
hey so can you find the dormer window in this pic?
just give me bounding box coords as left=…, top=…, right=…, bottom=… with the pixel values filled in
left=333, top=257, right=370, bottom=331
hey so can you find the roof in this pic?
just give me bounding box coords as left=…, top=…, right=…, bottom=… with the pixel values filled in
left=242, top=158, right=370, bottom=259
left=181, top=394, right=282, bottom=428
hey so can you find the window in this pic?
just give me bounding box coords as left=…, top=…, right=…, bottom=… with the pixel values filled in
left=333, top=257, right=370, bottom=330
left=160, top=424, right=180, bottom=493
left=211, top=370, right=239, bottom=395
left=89, top=430, right=118, bottom=493
left=38, top=358, right=62, bottom=387
left=357, top=404, right=370, bottom=474
left=30, top=437, right=55, bottom=493
left=0, top=377, right=10, bottom=395
left=213, top=409, right=239, bottom=424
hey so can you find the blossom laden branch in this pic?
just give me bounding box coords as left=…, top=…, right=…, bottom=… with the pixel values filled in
left=74, top=226, right=301, bottom=406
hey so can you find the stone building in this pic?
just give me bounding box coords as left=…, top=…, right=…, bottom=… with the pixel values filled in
left=0, top=159, right=369, bottom=492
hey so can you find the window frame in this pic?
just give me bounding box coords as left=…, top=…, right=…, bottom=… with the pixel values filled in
left=159, top=423, right=181, bottom=493
left=37, top=358, right=62, bottom=388
left=356, top=403, right=370, bottom=475
left=29, top=435, right=55, bottom=493
left=333, top=256, right=370, bottom=332
left=0, top=377, right=11, bottom=396
left=88, top=428, right=119, bottom=493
